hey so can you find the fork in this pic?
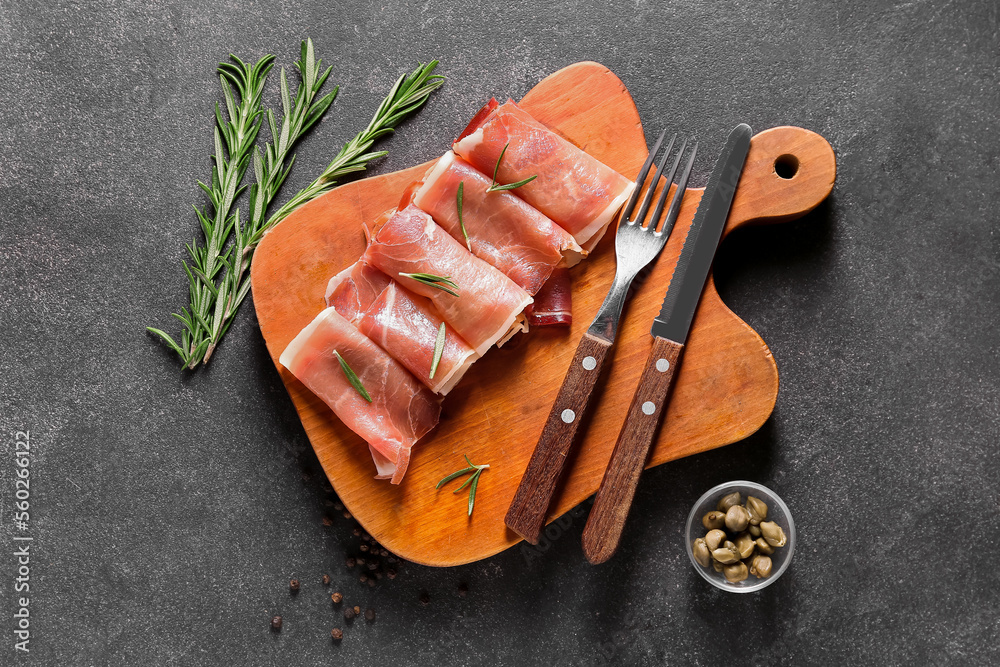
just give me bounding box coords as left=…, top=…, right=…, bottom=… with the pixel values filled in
left=505, top=131, right=698, bottom=544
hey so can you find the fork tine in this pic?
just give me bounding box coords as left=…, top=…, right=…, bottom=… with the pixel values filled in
left=647, top=138, right=689, bottom=231
left=633, top=133, right=676, bottom=229
left=656, top=141, right=698, bottom=237
left=619, top=129, right=667, bottom=225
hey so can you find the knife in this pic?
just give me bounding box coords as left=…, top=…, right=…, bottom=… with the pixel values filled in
left=580, top=123, right=753, bottom=565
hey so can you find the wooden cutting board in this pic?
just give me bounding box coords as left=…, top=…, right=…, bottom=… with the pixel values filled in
left=251, top=61, right=836, bottom=567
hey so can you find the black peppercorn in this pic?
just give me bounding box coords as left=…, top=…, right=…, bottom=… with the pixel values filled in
left=367, top=562, right=378, bottom=571
left=346, top=557, right=356, bottom=569
left=367, top=578, right=376, bottom=588
left=458, top=582, right=468, bottom=597
left=359, top=544, right=369, bottom=553
left=364, top=608, right=376, bottom=622
left=343, top=607, right=355, bottom=620
left=289, top=579, right=300, bottom=593
left=359, top=574, right=368, bottom=584
left=419, top=591, right=430, bottom=605
left=322, top=574, right=331, bottom=585
left=387, top=568, right=397, bottom=580
left=270, top=615, right=283, bottom=631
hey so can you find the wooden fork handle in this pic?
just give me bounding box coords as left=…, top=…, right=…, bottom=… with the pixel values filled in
left=581, top=336, right=684, bottom=564
left=505, top=332, right=614, bottom=544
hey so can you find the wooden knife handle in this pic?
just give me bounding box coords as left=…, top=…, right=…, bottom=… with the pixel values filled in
left=581, top=337, right=684, bottom=564
left=505, top=332, right=614, bottom=543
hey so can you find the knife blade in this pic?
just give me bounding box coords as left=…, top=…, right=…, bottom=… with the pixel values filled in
left=580, top=123, right=753, bottom=565
left=652, top=123, right=753, bottom=344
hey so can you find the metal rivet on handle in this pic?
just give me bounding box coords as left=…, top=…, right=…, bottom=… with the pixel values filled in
left=655, top=358, right=670, bottom=372
left=561, top=409, right=576, bottom=424
left=582, top=356, right=597, bottom=371
left=642, top=401, right=656, bottom=415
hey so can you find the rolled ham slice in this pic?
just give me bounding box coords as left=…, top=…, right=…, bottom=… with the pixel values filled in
left=453, top=99, right=634, bottom=251
left=324, top=260, right=392, bottom=323
left=357, top=282, right=478, bottom=395
left=364, top=205, right=533, bottom=356
left=279, top=307, right=441, bottom=484
left=407, top=151, right=583, bottom=295
left=369, top=445, right=398, bottom=481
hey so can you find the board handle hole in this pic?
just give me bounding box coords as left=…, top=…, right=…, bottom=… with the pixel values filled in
left=774, top=154, right=799, bottom=179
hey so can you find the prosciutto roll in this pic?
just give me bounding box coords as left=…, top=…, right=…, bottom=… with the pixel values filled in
left=453, top=99, right=634, bottom=251
left=368, top=445, right=399, bottom=481
left=364, top=205, right=533, bottom=356
left=324, top=260, right=392, bottom=323
left=279, top=307, right=441, bottom=484
left=406, top=151, right=583, bottom=295
left=357, top=282, right=478, bottom=395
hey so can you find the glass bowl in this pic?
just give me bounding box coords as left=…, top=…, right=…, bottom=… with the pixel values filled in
left=684, top=480, right=795, bottom=593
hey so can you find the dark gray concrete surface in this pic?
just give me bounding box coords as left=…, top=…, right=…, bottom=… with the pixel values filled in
left=0, top=0, right=997, bottom=664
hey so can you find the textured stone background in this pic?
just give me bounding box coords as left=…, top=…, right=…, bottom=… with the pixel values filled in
left=0, top=0, right=997, bottom=665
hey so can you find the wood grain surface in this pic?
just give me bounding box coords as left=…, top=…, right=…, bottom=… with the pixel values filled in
left=251, top=61, right=836, bottom=567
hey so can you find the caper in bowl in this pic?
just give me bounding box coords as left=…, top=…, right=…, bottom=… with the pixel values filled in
left=684, top=481, right=795, bottom=593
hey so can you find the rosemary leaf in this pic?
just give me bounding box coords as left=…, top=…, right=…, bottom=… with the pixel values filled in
left=334, top=350, right=372, bottom=403
left=399, top=272, right=459, bottom=297
left=429, top=322, right=446, bottom=379
left=487, top=175, right=537, bottom=192
left=146, top=328, right=186, bottom=357
left=457, top=180, right=470, bottom=251
left=453, top=471, right=477, bottom=494
left=468, top=471, right=480, bottom=516
left=490, top=141, right=507, bottom=186
left=485, top=141, right=537, bottom=193
left=436, top=466, right=476, bottom=489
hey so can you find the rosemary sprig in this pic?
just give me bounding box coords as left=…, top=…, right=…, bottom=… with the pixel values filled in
left=428, top=322, right=446, bottom=379
left=399, top=272, right=459, bottom=297
left=334, top=350, right=372, bottom=402
left=147, top=52, right=275, bottom=366
left=485, top=142, right=537, bottom=192
left=200, top=59, right=443, bottom=365
left=456, top=180, right=470, bottom=251
left=436, top=455, right=490, bottom=516
left=148, top=49, right=445, bottom=370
